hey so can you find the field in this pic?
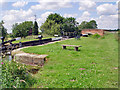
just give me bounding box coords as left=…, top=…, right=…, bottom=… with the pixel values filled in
left=22, top=33, right=118, bottom=88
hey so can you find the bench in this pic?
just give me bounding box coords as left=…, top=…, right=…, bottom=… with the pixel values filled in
left=62, top=45, right=82, bottom=51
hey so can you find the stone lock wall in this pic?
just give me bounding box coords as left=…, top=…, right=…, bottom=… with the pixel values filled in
left=14, top=53, right=48, bottom=66
left=81, top=29, right=105, bottom=36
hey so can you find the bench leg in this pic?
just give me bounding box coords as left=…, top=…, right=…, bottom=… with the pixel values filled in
left=63, top=46, right=66, bottom=49
left=75, top=47, right=78, bottom=51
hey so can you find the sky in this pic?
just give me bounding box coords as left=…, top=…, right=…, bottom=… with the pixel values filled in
left=0, top=0, right=119, bottom=33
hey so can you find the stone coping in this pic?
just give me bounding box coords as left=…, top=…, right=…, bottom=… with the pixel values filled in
left=15, top=53, right=48, bottom=59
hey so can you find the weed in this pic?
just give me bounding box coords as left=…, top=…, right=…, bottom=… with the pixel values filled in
left=0, top=60, right=36, bottom=88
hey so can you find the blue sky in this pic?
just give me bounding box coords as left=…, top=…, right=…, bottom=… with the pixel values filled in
left=0, top=0, right=119, bottom=33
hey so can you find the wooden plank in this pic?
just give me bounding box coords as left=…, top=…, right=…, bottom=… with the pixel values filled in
left=62, top=45, right=82, bottom=47
left=62, top=44, right=82, bottom=51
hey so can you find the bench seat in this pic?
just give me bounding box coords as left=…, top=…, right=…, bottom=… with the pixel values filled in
left=62, top=45, right=82, bottom=51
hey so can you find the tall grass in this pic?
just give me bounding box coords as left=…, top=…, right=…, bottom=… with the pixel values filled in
left=1, top=60, right=36, bottom=88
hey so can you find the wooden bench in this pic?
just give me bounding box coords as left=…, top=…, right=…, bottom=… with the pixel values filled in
left=62, top=45, right=82, bottom=51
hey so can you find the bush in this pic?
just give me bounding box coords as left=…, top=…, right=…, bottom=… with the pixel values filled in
left=0, top=60, right=36, bottom=88
left=91, top=33, right=101, bottom=39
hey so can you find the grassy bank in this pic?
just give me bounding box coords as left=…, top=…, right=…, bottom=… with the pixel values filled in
left=22, top=34, right=118, bottom=88
left=12, top=35, right=54, bottom=44
left=4, top=34, right=54, bottom=44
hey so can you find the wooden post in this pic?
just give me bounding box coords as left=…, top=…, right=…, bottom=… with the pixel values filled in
left=63, top=46, right=66, bottom=49
left=19, top=42, right=22, bottom=48
left=75, top=47, right=78, bottom=51
left=10, top=44, right=12, bottom=55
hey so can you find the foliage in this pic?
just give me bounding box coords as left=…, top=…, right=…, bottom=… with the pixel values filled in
left=91, top=33, right=101, bottom=39
left=79, top=20, right=97, bottom=30
left=0, top=60, right=36, bottom=88
left=40, top=20, right=61, bottom=36
left=78, top=21, right=87, bottom=29
left=32, top=21, right=39, bottom=35
left=22, top=33, right=118, bottom=88
left=40, top=13, right=64, bottom=36
left=12, top=21, right=33, bottom=38
left=8, top=33, right=15, bottom=38
left=89, top=20, right=97, bottom=29
left=40, top=13, right=80, bottom=37
left=0, top=20, right=7, bottom=38
left=62, top=17, right=79, bottom=36
left=74, top=29, right=81, bottom=38
left=46, top=13, right=64, bottom=24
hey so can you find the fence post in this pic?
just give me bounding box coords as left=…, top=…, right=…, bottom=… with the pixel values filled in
left=19, top=42, right=22, bottom=48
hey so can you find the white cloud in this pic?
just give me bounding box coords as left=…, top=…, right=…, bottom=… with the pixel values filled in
left=95, top=14, right=118, bottom=29
left=77, top=11, right=91, bottom=24
left=37, top=11, right=53, bottom=26
left=97, top=3, right=117, bottom=15
left=77, top=10, right=118, bottom=29
left=82, top=11, right=90, bottom=17
left=2, top=9, right=34, bottom=33
left=0, top=0, right=4, bottom=3
left=12, top=1, right=28, bottom=7
left=0, top=0, right=6, bottom=4
left=79, top=0, right=96, bottom=11
left=116, top=1, right=120, bottom=4
left=2, top=10, right=54, bottom=33
left=40, top=11, right=53, bottom=19
left=64, top=13, right=78, bottom=18
left=31, top=0, right=72, bottom=10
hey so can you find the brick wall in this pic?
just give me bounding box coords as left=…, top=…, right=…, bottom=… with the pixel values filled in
left=81, top=29, right=105, bottom=36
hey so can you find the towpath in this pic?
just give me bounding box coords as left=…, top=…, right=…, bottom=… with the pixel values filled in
left=12, top=38, right=72, bottom=55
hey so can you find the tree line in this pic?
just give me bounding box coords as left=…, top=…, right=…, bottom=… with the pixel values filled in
left=11, top=21, right=38, bottom=38
left=40, top=13, right=97, bottom=37
left=0, top=13, right=98, bottom=39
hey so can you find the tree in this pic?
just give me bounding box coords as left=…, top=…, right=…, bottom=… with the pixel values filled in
left=40, top=20, right=61, bottom=35
left=62, top=17, right=79, bottom=36
left=12, top=23, right=19, bottom=37
left=12, top=21, right=33, bottom=38
left=32, top=21, right=39, bottom=35
left=46, top=13, right=64, bottom=24
left=78, top=21, right=87, bottom=29
left=89, top=20, right=97, bottom=29
left=0, top=20, right=7, bottom=38
left=40, top=13, right=64, bottom=36
left=40, top=13, right=80, bottom=37
left=79, top=20, right=97, bottom=29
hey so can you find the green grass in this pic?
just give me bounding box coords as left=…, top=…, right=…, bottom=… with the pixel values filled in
left=22, top=34, right=118, bottom=88
left=12, top=35, right=54, bottom=44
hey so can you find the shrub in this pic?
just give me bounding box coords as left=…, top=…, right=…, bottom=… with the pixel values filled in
left=0, top=60, right=36, bottom=88
left=91, top=33, right=101, bottom=39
